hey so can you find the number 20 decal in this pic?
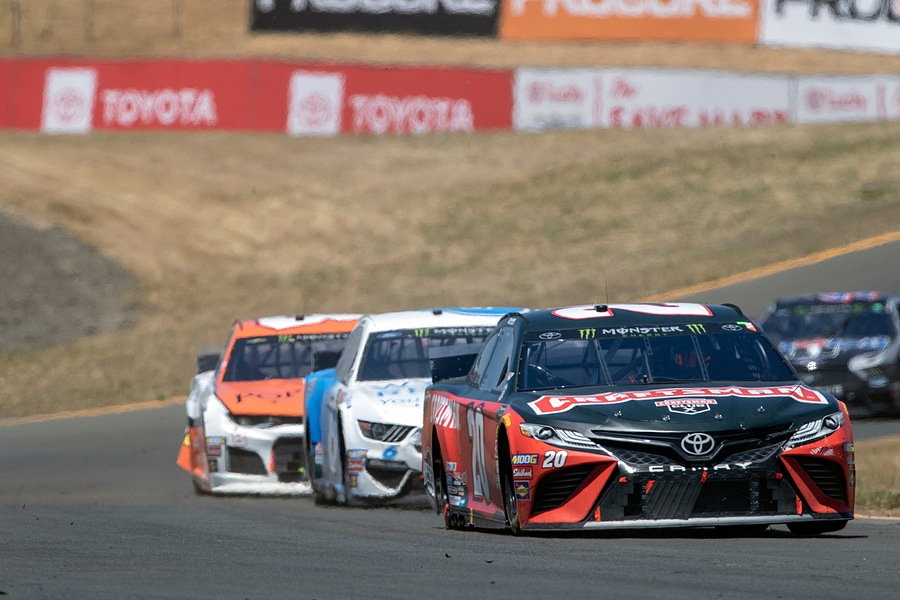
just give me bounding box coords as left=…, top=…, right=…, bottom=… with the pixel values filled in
left=552, top=303, right=714, bottom=320
left=542, top=450, right=568, bottom=469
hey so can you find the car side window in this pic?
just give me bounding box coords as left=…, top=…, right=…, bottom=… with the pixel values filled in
left=467, top=330, right=500, bottom=388
left=481, top=327, right=516, bottom=393
left=334, top=325, right=365, bottom=385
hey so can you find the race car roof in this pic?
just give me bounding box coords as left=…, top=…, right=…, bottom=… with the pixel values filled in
left=362, top=307, right=524, bottom=333
left=231, top=314, right=362, bottom=338
left=516, top=303, right=747, bottom=330
left=766, top=292, right=899, bottom=308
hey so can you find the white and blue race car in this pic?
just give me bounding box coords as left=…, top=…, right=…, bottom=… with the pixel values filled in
left=304, top=307, right=522, bottom=505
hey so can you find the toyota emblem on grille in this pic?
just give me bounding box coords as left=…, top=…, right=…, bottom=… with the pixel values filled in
left=681, top=432, right=715, bottom=456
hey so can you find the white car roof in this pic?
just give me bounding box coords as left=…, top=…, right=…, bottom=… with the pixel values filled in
left=361, top=307, right=520, bottom=333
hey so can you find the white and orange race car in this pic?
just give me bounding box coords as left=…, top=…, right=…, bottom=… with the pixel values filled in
left=177, top=313, right=360, bottom=495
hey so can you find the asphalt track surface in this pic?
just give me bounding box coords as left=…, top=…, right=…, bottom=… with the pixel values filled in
left=2, top=239, right=900, bottom=600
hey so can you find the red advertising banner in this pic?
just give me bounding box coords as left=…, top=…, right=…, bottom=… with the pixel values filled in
left=257, top=61, right=513, bottom=135
left=0, top=60, right=12, bottom=129
left=2, top=58, right=513, bottom=135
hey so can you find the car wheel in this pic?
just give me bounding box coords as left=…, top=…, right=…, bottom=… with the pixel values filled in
left=336, top=421, right=353, bottom=506
left=501, top=457, right=523, bottom=535
left=191, top=477, right=209, bottom=495
left=304, top=420, right=317, bottom=490
left=431, top=441, right=450, bottom=516
left=787, top=520, right=848, bottom=536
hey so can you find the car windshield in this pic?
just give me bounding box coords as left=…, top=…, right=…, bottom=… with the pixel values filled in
left=518, top=322, right=795, bottom=391
left=358, top=326, right=495, bottom=381
left=222, top=333, right=349, bottom=382
left=761, top=301, right=896, bottom=343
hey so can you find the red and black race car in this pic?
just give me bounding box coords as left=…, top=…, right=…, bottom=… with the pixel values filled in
left=422, top=303, right=854, bottom=535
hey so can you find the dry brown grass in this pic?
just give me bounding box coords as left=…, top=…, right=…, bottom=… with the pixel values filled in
left=854, top=436, right=900, bottom=517
left=2, top=122, right=900, bottom=418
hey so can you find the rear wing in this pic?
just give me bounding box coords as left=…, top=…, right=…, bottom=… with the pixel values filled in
left=196, top=346, right=224, bottom=374
left=429, top=343, right=482, bottom=384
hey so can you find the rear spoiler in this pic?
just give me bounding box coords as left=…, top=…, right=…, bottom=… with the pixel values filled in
left=196, top=346, right=224, bottom=374
left=429, top=343, right=482, bottom=384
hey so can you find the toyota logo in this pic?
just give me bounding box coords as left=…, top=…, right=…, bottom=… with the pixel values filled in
left=681, top=432, right=715, bottom=456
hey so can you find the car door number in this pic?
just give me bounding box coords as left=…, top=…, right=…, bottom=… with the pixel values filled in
left=543, top=450, right=568, bottom=469
left=467, top=406, right=489, bottom=499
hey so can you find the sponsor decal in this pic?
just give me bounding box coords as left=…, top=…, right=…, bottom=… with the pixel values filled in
left=681, top=432, right=716, bottom=456
left=288, top=71, right=344, bottom=136
left=100, top=88, right=217, bottom=128
left=552, top=303, right=714, bottom=320
left=513, top=466, right=533, bottom=479
left=445, top=461, right=458, bottom=471
left=655, top=398, right=717, bottom=415
left=347, top=449, right=368, bottom=459
left=431, top=393, right=460, bottom=430
left=251, top=0, right=499, bottom=36
left=514, top=480, right=531, bottom=500
left=208, top=459, right=218, bottom=472
left=42, top=68, right=98, bottom=134
left=511, top=453, right=539, bottom=465
left=348, top=94, right=475, bottom=134
left=370, top=381, right=425, bottom=405
left=383, top=446, right=399, bottom=460
left=529, top=385, right=830, bottom=415
left=500, top=0, right=758, bottom=43
left=539, top=331, right=562, bottom=340
left=686, top=324, right=706, bottom=334
left=205, top=436, right=227, bottom=445
left=206, top=444, right=223, bottom=458
left=805, top=87, right=867, bottom=114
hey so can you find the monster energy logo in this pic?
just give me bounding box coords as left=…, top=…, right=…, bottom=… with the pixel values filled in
left=414, top=328, right=430, bottom=338
left=686, top=324, right=706, bottom=334
left=579, top=328, right=597, bottom=339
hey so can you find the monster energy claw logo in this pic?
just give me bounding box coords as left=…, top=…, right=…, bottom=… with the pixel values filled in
left=686, top=324, right=706, bottom=334
left=414, top=328, right=430, bottom=337
left=579, top=328, right=597, bottom=339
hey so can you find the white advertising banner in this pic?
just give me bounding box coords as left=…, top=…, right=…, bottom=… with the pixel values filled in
left=41, top=68, right=98, bottom=134
left=759, top=0, right=900, bottom=54
left=514, top=68, right=792, bottom=131
left=795, top=76, right=900, bottom=123
left=287, top=71, right=345, bottom=136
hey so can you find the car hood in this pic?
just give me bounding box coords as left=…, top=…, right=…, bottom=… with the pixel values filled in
left=347, top=379, right=430, bottom=426
left=516, top=383, right=839, bottom=433
left=213, top=379, right=307, bottom=417
left=777, top=336, right=893, bottom=367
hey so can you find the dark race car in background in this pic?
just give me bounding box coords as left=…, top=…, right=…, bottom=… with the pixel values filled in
left=423, top=303, right=854, bottom=536
left=759, top=292, right=900, bottom=417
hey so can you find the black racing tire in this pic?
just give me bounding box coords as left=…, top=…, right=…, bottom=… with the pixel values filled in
left=501, top=456, right=523, bottom=535
left=191, top=477, right=209, bottom=495
left=787, top=520, right=848, bottom=536
left=304, top=420, right=316, bottom=487
left=432, top=440, right=450, bottom=516
left=337, top=421, right=353, bottom=506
